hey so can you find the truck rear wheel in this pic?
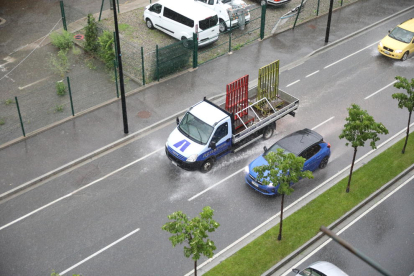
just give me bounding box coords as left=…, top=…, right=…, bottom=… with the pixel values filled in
left=263, top=125, right=274, bottom=140
left=200, top=159, right=214, bottom=173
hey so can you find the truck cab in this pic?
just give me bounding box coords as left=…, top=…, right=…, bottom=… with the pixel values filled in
left=166, top=100, right=232, bottom=172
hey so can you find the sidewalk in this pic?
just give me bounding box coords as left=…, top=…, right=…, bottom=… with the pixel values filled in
left=1, top=0, right=414, bottom=200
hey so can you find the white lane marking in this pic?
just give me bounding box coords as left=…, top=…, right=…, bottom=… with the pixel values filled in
left=364, top=80, right=397, bottom=100
left=306, top=70, right=319, bottom=78
left=187, top=123, right=414, bottom=275
left=286, top=80, right=300, bottom=87
left=59, top=228, right=140, bottom=275
left=311, top=116, right=334, bottom=130
left=280, top=174, right=414, bottom=276
left=188, top=169, right=244, bottom=201
left=18, top=76, right=52, bottom=90
left=324, top=41, right=379, bottom=69
left=0, top=148, right=163, bottom=231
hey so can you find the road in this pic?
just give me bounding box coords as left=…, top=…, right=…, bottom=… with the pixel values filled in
left=1, top=5, right=414, bottom=276
left=281, top=176, right=414, bottom=276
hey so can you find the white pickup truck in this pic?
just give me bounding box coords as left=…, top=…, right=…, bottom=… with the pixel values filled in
left=165, top=73, right=299, bottom=172
left=195, top=0, right=251, bottom=32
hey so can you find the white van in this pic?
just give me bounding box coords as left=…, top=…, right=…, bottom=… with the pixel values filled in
left=144, top=0, right=219, bottom=47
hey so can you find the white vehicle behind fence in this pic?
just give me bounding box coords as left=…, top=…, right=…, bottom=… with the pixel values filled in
left=144, top=0, right=219, bottom=47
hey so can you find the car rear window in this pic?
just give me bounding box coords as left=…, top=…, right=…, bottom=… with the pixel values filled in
left=199, top=15, right=218, bottom=30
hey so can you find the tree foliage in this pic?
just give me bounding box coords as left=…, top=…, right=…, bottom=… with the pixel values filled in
left=392, top=76, right=414, bottom=154
left=98, top=30, right=115, bottom=69
left=50, top=30, right=73, bottom=50
left=84, top=13, right=99, bottom=53
left=162, top=206, right=219, bottom=275
left=254, top=148, right=313, bottom=240
left=339, top=104, right=389, bottom=192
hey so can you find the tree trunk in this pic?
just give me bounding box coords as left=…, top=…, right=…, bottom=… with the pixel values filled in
left=278, top=193, right=285, bottom=241
left=194, top=260, right=197, bottom=276
left=402, top=111, right=411, bottom=154
left=346, top=147, right=358, bottom=193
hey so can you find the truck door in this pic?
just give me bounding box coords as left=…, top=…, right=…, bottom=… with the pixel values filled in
left=209, top=121, right=231, bottom=156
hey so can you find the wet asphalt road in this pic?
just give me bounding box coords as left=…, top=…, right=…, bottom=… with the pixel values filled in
left=1, top=8, right=414, bottom=276
left=284, top=177, right=414, bottom=276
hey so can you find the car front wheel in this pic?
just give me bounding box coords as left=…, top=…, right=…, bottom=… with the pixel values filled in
left=146, top=19, right=154, bottom=29
left=219, top=19, right=227, bottom=33
left=319, top=156, right=329, bottom=169
left=401, top=51, right=409, bottom=61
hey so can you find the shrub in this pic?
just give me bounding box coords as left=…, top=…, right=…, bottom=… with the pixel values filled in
left=84, top=14, right=99, bottom=53
left=56, top=81, right=67, bottom=96
left=98, top=30, right=115, bottom=69
left=49, top=49, right=69, bottom=76
left=4, top=99, right=15, bottom=105
left=50, top=30, right=73, bottom=50
left=55, top=105, right=64, bottom=113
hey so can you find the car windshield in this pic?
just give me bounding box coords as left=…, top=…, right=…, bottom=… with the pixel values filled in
left=178, top=112, right=214, bottom=145
left=264, top=143, right=291, bottom=156
left=388, top=26, right=414, bottom=43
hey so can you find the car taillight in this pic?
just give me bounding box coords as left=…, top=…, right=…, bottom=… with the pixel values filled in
left=327, top=143, right=331, bottom=148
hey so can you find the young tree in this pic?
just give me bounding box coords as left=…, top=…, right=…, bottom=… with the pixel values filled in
left=254, top=148, right=313, bottom=241
left=339, top=104, right=389, bottom=193
left=84, top=13, right=99, bottom=53
left=392, top=76, right=414, bottom=154
left=162, top=206, right=219, bottom=276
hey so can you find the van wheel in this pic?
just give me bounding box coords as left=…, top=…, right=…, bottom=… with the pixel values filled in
left=181, top=37, right=189, bottom=48
left=146, top=19, right=154, bottom=29
left=263, top=125, right=274, bottom=140
left=200, top=159, right=214, bottom=173
left=219, top=19, right=227, bottom=33
left=401, top=51, right=409, bottom=61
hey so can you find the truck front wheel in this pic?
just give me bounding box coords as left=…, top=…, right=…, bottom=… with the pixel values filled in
left=200, top=159, right=214, bottom=173
left=263, top=125, right=274, bottom=140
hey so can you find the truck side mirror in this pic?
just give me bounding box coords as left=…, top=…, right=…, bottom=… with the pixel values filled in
left=263, top=146, right=267, bottom=152
left=210, top=141, right=217, bottom=150
left=176, top=117, right=180, bottom=125
left=292, top=268, right=300, bottom=274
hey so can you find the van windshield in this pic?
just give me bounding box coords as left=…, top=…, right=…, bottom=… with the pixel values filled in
left=178, top=112, right=214, bottom=145
left=199, top=15, right=218, bottom=30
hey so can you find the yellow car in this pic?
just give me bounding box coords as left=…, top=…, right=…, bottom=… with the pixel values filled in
left=378, top=18, right=414, bottom=61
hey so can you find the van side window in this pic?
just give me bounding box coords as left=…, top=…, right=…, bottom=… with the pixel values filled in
left=199, top=15, right=218, bottom=30
left=149, top=3, right=162, bottom=14
left=208, top=0, right=215, bottom=4
left=164, top=7, right=194, bottom=28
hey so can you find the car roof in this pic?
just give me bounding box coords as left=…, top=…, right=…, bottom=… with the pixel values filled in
left=308, top=261, right=349, bottom=276
left=276, top=128, right=323, bottom=156
left=399, top=18, right=414, bottom=31
left=154, top=0, right=217, bottom=20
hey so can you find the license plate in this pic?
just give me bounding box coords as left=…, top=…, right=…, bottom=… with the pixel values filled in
left=251, top=180, right=259, bottom=187
left=172, top=161, right=178, bottom=167
left=384, top=50, right=390, bottom=55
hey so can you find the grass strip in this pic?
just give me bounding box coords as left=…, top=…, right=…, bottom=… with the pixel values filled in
left=205, top=134, right=414, bottom=276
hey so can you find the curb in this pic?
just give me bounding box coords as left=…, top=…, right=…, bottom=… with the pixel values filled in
left=262, top=162, right=414, bottom=276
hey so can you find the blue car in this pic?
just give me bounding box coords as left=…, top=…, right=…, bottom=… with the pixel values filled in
left=244, top=128, right=331, bottom=196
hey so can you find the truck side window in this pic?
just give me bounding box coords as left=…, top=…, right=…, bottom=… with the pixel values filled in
left=212, top=122, right=228, bottom=143
left=150, top=3, right=162, bottom=14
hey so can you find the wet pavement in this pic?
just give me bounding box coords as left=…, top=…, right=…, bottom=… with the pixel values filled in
left=1, top=0, right=414, bottom=197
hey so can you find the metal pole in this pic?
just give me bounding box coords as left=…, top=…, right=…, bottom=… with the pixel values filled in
left=60, top=1, right=67, bottom=31
left=316, top=0, right=320, bottom=16
left=325, top=0, right=334, bottom=43
left=156, top=45, right=159, bottom=81
left=229, top=19, right=232, bottom=53
left=193, top=32, right=198, bottom=69
left=117, top=0, right=120, bottom=13
left=112, top=0, right=129, bottom=134
left=113, top=32, right=118, bottom=65
left=113, top=60, right=120, bottom=98
left=99, top=0, right=105, bottom=21
left=15, top=96, right=25, bottom=137
left=260, top=1, right=266, bottom=40
left=66, top=77, right=75, bottom=116
left=320, top=226, right=393, bottom=276
left=293, top=0, right=305, bottom=29
left=141, top=47, right=146, bottom=86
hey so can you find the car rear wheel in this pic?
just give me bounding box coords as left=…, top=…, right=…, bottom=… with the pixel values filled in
left=401, top=51, right=409, bottom=61
left=146, top=19, right=154, bottom=29
left=200, top=159, right=214, bottom=173
left=219, top=19, right=227, bottom=33
left=319, top=156, right=329, bottom=169
left=181, top=37, right=189, bottom=48
left=263, top=125, right=274, bottom=140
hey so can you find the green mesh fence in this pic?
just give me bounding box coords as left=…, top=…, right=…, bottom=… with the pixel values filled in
left=155, top=39, right=193, bottom=80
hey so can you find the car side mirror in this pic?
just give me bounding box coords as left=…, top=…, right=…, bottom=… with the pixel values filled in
left=176, top=117, right=180, bottom=125
left=210, top=141, right=217, bottom=150
left=263, top=146, right=267, bottom=152
left=292, top=268, right=300, bottom=274
left=388, top=29, right=391, bottom=33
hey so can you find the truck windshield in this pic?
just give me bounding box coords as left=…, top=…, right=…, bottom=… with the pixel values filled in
left=179, top=112, right=214, bottom=145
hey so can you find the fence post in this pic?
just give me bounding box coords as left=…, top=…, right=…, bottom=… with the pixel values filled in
left=156, top=45, right=160, bottom=82
left=15, top=96, right=25, bottom=137
left=293, top=0, right=305, bottom=29
left=141, top=47, right=146, bottom=86
left=99, top=0, right=105, bottom=21
left=193, top=32, right=198, bottom=69
left=113, top=60, right=120, bottom=98
left=341, top=0, right=343, bottom=6
left=260, top=1, right=267, bottom=40
left=316, top=0, right=320, bottom=16
left=66, top=77, right=75, bottom=116
left=59, top=1, right=67, bottom=31
left=113, top=32, right=118, bottom=65
left=228, top=19, right=232, bottom=53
